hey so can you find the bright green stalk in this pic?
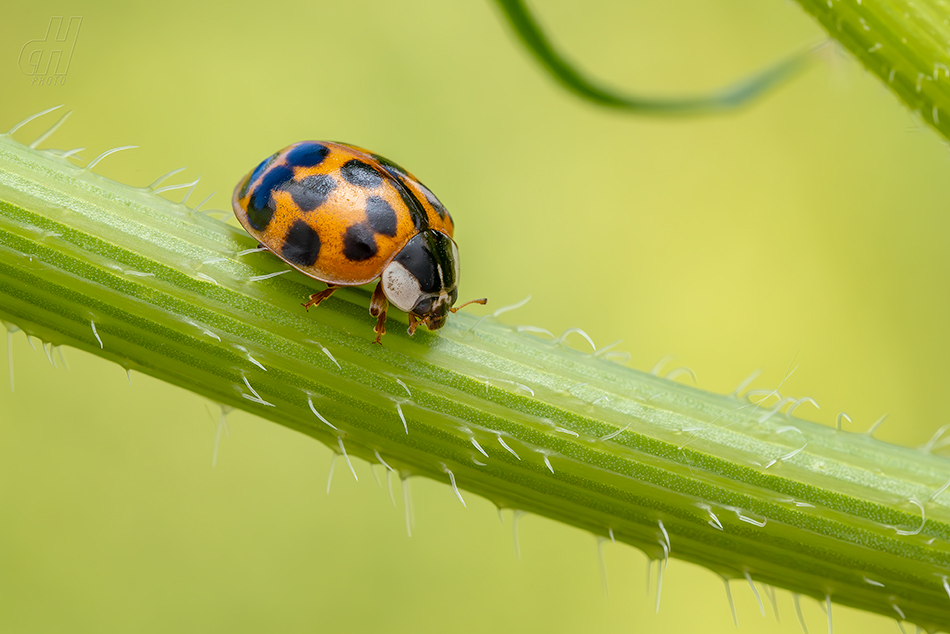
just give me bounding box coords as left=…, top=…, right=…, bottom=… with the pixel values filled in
left=1, top=133, right=949, bottom=631
left=497, top=0, right=950, bottom=141
left=793, top=0, right=950, bottom=141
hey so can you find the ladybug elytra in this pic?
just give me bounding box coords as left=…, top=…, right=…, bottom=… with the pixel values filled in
left=232, top=141, right=485, bottom=343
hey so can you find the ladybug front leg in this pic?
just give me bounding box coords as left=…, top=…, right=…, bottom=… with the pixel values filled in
left=302, top=284, right=338, bottom=311
left=407, top=314, right=421, bottom=336
left=369, top=281, right=389, bottom=344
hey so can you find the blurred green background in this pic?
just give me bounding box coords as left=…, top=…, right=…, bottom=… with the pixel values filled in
left=1, top=1, right=947, bottom=633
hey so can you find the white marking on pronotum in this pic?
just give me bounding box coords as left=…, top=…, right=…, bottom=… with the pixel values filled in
left=862, top=576, right=884, bottom=587
left=90, top=320, right=103, bottom=348
left=7, top=104, right=63, bottom=135
left=337, top=437, right=357, bottom=482
left=928, top=476, right=950, bottom=501
left=893, top=498, right=925, bottom=536
left=723, top=577, right=738, bottom=627
left=395, top=378, right=411, bottom=396
left=470, top=294, right=530, bottom=331
left=306, top=396, right=338, bottom=430
left=29, top=109, right=72, bottom=149
left=470, top=437, right=489, bottom=458
left=511, top=510, right=525, bottom=559
left=596, top=537, right=609, bottom=596
left=326, top=454, right=337, bottom=495
left=212, top=407, right=231, bottom=468
left=744, top=570, right=765, bottom=616
left=148, top=167, right=187, bottom=190
left=542, top=455, right=554, bottom=474
left=86, top=145, right=138, bottom=171
left=246, top=270, right=291, bottom=282
left=497, top=436, right=520, bottom=460
left=240, top=374, right=273, bottom=406
left=191, top=191, right=216, bottom=213
left=793, top=593, right=809, bottom=634
left=836, top=412, right=852, bottom=431
left=154, top=177, right=200, bottom=195
left=395, top=402, right=408, bottom=434
left=866, top=414, right=889, bottom=436
left=402, top=476, right=414, bottom=537
left=552, top=327, right=596, bottom=351
left=442, top=464, right=465, bottom=507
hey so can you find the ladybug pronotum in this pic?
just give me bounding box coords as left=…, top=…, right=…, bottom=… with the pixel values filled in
left=232, top=141, right=486, bottom=343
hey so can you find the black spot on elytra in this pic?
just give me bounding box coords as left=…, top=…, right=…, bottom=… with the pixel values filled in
left=282, top=219, right=322, bottom=267
left=365, top=196, right=397, bottom=237
left=341, top=159, right=383, bottom=189
left=246, top=164, right=293, bottom=231
left=240, top=156, right=271, bottom=198
left=284, top=142, right=330, bottom=168
left=342, top=223, right=378, bottom=261
left=283, top=174, right=336, bottom=212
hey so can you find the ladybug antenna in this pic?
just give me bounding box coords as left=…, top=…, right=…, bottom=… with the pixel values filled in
left=450, top=297, right=488, bottom=313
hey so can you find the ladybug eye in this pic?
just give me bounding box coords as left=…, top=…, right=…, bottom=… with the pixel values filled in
left=413, top=297, right=434, bottom=316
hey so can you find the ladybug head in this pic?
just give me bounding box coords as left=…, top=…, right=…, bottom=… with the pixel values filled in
left=381, top=230, right=459, bottom=331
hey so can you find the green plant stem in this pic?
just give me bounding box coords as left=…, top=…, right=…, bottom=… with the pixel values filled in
left=1, top=134, right=949, bottom=630
left=794, top=0, right=950, bottom=141
left=493, top=0, right=817, bottom=114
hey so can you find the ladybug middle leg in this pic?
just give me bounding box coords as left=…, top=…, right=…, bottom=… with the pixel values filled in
left=369, top=281, right=389, bottom=344
left=302, top=284, right=338, bottom=311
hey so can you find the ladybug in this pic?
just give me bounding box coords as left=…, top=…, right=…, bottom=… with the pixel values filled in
left=232, top=141, right=486, bottom=343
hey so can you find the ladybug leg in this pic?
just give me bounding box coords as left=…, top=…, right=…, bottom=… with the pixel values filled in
left=369, top=281, right=389, bottom=344
left=302, top=284, right=338, bottom=311
left=407, top=314, right=421, bottom=336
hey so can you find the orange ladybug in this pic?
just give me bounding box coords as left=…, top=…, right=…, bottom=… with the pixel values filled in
left=232, top=141, right=485, bottom=343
